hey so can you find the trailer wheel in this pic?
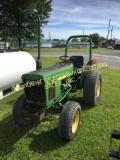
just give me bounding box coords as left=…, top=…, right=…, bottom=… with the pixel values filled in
left=58, top=101, right=81, bottom=141
left=83, top=70, right=102, bottom=106
left=12, top=94, right=34, bottom=126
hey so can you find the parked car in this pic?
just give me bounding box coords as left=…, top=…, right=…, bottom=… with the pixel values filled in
left=92, top=45, right=99, bottom=49
left=107, top=46, right=113, bottom=49
left=114, top=44, right=120, bottom=49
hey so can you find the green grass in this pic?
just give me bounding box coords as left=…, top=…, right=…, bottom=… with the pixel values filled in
left=11, top=47, right=120, bottom=53
left=0, top=57, right=120, bottom=160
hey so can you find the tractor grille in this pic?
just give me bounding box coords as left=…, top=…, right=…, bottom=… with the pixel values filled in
left=25, top=85, right=45, bottom=102
left=49, top=87, right=55, bottom=101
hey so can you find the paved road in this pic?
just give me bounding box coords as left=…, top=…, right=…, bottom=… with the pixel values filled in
left=30, top=52, right=120, bottom=69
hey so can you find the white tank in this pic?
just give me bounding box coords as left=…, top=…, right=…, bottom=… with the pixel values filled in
left=0, top=51, right=36, bottom=92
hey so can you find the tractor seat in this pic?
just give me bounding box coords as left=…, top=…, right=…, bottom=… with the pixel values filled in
left=70, top=56, right=84, bottom=68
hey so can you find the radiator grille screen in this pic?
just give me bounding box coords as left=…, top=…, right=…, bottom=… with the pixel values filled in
left=25, top=85, right=45, bottom=102
left=49, top=87, right=55, bottom=101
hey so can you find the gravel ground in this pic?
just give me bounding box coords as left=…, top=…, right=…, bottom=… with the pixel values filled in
left=30, top=51, right=120, bottom=69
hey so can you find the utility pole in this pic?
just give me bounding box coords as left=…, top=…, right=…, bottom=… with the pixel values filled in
left=107, top=18, right=111, bottom=40
left=49, top=32, right=51, bottom=41
left=111, top=26, right=113, bottom=39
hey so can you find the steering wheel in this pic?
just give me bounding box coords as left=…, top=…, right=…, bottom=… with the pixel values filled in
left=70, top=56, right=76, bottom=61
left=59, top=56, right=71, bottom=62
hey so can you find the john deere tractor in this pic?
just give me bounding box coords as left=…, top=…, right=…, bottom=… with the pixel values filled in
left=12, top=34, right=102, bottom=141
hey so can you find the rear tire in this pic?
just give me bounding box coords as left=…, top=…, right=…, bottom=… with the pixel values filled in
left=83, top=70, right=102, bottom=105
left=12, top=94, right=34, bottom=126
left=58, top=101, right=81, bottom=141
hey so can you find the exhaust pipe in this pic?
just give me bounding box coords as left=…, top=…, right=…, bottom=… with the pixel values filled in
left=36, top=16, right=42, bottom=70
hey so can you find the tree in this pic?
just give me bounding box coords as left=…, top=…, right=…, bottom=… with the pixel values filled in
left=100, top=36, right=106, bottom=42
left=81, top=37, right=88, bottom=42
left=71, top=38, right=79, bottom=42
left=53, top=39, right=60, bottom=41
left=89, top=33, right=101, bottom=45
left=0, top=0, right=53, bottom=48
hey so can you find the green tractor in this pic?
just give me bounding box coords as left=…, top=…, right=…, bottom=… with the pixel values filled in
left=12, top=34, right=102, bottom=141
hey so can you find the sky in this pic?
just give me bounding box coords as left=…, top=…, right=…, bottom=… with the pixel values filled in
left=42, top=0, right=120, bottom=40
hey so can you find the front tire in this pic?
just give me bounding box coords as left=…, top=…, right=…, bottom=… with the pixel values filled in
left=58, top=101, right=81, bottom=141
left=12, top=94, right=34, bottom=126
left=83, top=70, right=102, bottom=106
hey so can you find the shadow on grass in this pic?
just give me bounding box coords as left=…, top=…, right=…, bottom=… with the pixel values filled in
left=28, top=96, right=93, bottom=154
left=29, top=127, right=67, bottom=154
left=68, top=95, right=94, bottom=111
left=0, top=115, right=37, bottom=156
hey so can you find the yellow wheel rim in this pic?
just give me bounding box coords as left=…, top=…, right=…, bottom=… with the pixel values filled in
left=72, top=110, right=80, bottom=133
left=97, top=80, right=100, bottom=97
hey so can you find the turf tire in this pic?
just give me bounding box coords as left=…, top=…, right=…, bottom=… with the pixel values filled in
left=83, top=70, right=102, bottom=106
left=58, top=101, right=81, bottom=141
left=12, top=94, right=34, bottom=126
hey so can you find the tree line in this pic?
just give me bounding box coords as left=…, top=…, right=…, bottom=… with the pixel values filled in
left=71, top=33, right=106, bottom=45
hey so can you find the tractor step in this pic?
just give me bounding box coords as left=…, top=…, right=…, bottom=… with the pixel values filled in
left=108, top=150, right=120, bottom=159
left=111, top=129, right=120, bottom=140
left=108, top=129, right=120, bottom=159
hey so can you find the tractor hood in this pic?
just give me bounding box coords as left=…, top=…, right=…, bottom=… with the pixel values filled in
left=22, top=63, right=73, bottom=82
